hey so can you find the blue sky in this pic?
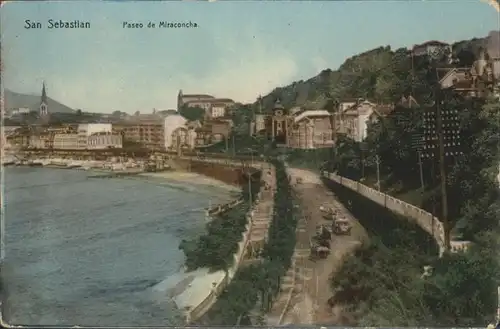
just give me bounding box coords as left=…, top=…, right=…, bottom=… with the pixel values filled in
left=1, top=1, right=498, bottom=113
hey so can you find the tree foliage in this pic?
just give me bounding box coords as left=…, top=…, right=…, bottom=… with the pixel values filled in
left=200, top=160, right=299, bottom=325
left=179, top=172, right=262, bottom=272
left=179, top=105, right=205, bottom=122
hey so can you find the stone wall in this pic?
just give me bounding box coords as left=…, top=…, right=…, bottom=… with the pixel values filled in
left=324, top=171, right=471, bottom=256
left=168, top=158, right=249, bottom=187
left=184, top=158, right=269, bottom=324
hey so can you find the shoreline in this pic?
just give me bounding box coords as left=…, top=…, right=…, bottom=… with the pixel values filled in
left=6, top=156, right=248, bottom=324
left=138, top=171, right=240, bottom=193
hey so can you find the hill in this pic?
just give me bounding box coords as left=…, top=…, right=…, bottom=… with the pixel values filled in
left=4, top=89, right=75, bottom=114
left=251, top=33, right=491, bottom=112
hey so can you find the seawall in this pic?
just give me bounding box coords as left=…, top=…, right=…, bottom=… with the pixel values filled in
left=168, top=158, right=252, bottom=187
left=172, top=157, right=270, bottom=324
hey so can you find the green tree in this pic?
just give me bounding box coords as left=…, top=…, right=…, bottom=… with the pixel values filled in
left=179, top=106, right=205, bottom=122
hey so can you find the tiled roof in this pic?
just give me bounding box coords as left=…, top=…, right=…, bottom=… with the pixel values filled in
left=182, top=94, right=214, bottom=99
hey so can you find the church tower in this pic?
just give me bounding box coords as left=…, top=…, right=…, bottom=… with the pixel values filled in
left=177, top=89, right=184, bottom=111
left=39, top=82, right=48, bottom=116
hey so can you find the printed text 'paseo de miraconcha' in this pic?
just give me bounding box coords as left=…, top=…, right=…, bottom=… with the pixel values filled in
left=122, top=21, right=198, bottom=28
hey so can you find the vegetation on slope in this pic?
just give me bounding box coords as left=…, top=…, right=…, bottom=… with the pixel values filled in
left=324, top=179, right=499, bottom=326
left=179, top=171, right=261, bottom=272
left=265, top=34, right=499, bottom=325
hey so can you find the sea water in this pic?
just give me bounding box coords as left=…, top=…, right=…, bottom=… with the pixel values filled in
left=2, top=167, right=236, bottom=326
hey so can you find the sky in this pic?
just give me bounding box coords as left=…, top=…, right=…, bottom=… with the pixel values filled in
left=1, top=1, right=499, bottom=114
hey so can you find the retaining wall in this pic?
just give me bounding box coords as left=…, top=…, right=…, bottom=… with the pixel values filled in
left=169, top=158, right=254, bottom=187
left=324, top=172, right=471, bottom=256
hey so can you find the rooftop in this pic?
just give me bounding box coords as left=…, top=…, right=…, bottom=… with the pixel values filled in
left=413, top=40, right=449, bottom=49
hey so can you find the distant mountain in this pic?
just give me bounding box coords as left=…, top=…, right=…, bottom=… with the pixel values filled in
left=252, top=32, right=493, bottom=113
left=4, top=89, right=75, bottom=114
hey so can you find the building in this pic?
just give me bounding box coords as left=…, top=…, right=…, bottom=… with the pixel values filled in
left=53, top=133, right=79, bottom=150
left=177, top=90, right=215, bottom=109
left=338, top=99, right=394, bottom=142
left=39, top=82, right=49, bottom=116
left=29, top=133, right=53, bottom=149
left=177, top=90, right=235, bottom=119
left=252, top=100, right=336, bottom=149
left=437, top=45, right=500, bottom=98
left=288, top=110, right=334, bottom=149
left=113, top=121, right=165, bottom=150
left=208, top=103, right=227, bottom=119
left=412, top=40, right=451, bottom=59
left=87, top=132, right=123, bottom=150
left=164, top=114, right=188, bottom=150
left=77, top=123, right=112, bottom=149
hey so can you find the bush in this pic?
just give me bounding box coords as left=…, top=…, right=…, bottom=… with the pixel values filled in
left=179, top=171, right=261, bottom=272
left=200, top=160, right=299, bottom=324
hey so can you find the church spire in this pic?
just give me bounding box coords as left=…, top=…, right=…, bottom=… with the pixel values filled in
left=41, top=81, right=47, bottom=104
left=39, top=81, right=48, bottom=116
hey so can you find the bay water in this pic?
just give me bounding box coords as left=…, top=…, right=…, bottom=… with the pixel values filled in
left=2, top=167, right=236, bottom=326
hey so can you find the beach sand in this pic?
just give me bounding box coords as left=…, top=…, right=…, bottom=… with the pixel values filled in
left=138, top=171, right=240, bottom=193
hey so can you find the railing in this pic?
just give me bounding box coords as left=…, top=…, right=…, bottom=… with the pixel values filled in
left=322, top=171, right=472, bottom=256
left=205, top=197, right=245, bottom=219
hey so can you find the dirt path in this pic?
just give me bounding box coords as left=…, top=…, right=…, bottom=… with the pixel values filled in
left=281, top=167, right=369, bottom=325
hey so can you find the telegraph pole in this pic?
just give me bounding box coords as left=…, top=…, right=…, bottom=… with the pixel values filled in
left=232, top=134, right=236, bottom=158
left=435, top=84, right=451, bottom=253
left=418, top=150, right=425, bottom=195
left=248, top=171, right=253, bottom=205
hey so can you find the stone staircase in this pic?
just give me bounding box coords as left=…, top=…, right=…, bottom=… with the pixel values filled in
left=247, top=166, right=275, bottom=247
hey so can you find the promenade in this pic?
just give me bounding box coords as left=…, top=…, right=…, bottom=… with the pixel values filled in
left=267, top=167, right=368, bottom=325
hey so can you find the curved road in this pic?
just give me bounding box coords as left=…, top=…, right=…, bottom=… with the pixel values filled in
left=278, top=166, right=369, bottom=325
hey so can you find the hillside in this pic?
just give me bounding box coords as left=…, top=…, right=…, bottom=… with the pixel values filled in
left=252, top=34, right=490, bottom=112
left=4, top=89, right=75, bottom=114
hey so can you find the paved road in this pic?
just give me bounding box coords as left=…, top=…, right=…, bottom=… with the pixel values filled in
left=281, top=166, right=369, bottom=325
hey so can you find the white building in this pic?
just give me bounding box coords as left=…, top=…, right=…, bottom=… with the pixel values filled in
left=53, top=133, right=79, bottom=149
left=164, top=114, right=188, bottom=150
left=209, top=104, right=226, bottom=119
left=87, top=132, right=123, bottom=149
left=77, top=123, right=112, bottom=149
left=340, top=100, right=376, bottom=142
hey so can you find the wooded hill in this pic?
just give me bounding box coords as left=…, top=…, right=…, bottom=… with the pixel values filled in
left=251, top=35, right=488, bottom=113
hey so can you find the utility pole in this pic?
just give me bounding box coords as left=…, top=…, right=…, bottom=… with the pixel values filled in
left=248, top=171, right=252, bottom=205
left=435, top=85, right=451, bottom=253
left=418, top=150, right=425, bottom=195
left=497, top=286, right=500, bottom=323
left=225, top=135, right=229, bottom=153
left=375, top=154, right=381, bottom=191
left=232, top=134, right=236, bottom=158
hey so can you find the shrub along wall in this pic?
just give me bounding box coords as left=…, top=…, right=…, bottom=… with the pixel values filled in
left=197, top=160, right=299, bottom=325
left=179, top=170, right=262, bottom=272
